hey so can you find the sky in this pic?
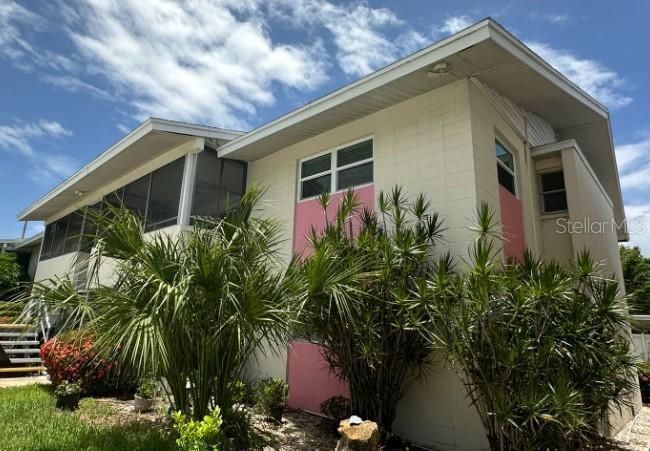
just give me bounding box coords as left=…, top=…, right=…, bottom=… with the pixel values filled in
left=1, top=0, right=649, bottom=253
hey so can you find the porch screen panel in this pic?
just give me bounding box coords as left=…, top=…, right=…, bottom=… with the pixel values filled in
left=191, top=150, right=223, bottom=218
left=145, top=158, right=184, bottom=231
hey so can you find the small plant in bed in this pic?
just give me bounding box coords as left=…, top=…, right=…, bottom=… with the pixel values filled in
left=54, top=380, right=82, bottom=411
left=320, top=396, right=352, bottom=431
left=258, top=378, right=288, bottom=423
left=134, top=377, right=157, bottom=413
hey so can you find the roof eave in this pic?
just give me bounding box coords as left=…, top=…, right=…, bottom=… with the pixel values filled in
left=217, top=18, right=494, bottom=159
left=17, top=118, right=243, bottom=221
left=485, top=21, right=609, bottom=119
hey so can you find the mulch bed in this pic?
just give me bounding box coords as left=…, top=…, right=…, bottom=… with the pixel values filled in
left=81, top=398, right=340, bottom=450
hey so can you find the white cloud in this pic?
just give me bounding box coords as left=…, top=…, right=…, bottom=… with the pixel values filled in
left=530, top=12, right=569, bottom=25
left=28, top=154, right=79, bottom=185
left=0, top=120, right=72, bottom=156
left=0, top=120, right=77, bottom=186
left=434, top=15, right=474, bottom=36
left=526, top=41, right=632, bottom=109
left=268, top=0, right=414, bottom=77
left=56, top=0, right=330, bottom=130
left=625, top=203, right=650, bottom=256
left=43, top=74, right=112, bottom=100
left=615, top=137, right=650, bottom=191
left=615, top=136, right=650, bottom=255
left=0, top=1, right=40, bottom=60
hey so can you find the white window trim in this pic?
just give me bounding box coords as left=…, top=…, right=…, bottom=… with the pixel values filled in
left=538, top=170, right=568, bottom=215
left=298, top=136, right=374, bottom=202
left=495, top=140, right=517, bottom=197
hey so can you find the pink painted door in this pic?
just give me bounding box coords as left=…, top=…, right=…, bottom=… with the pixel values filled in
left=286, top=341, right=350, bottom=414
left=499, top=186, right=526, bottom=260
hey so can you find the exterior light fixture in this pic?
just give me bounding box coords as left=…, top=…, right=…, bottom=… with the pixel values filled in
left=427, top=62, right=452, bottom=77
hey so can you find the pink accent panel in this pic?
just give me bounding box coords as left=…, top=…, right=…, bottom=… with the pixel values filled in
left=293, top=185, right=375, bottom=256
left=499, top=186, right=526, bottom=261
left=286, top=341, right=350, bottom=414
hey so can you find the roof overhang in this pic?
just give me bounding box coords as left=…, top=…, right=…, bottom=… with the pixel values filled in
left=217, top=18, right=625, bottom=238
left=0, top=232, right=42, bottom=251
left=18, top=118, right=243, bottom=221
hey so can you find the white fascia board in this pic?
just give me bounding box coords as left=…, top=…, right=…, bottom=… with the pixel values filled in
left=18, top=119, right=157, bottom=220
left=13, top=233, right=43, bottom=249
left=217, top=19, right=493, bottom=159
left=17, top=118, right=238, bottom=221
left=149, top=117, right=244, bottom=141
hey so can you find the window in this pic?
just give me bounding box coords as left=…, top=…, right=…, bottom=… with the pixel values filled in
left=190, top=150, right=247, bottom=219
left=495, top=140, right=516, bottom=196
left=220, top=159, right=246, bottom=211
left=49, top=216, right=67, bottom=258
left=145, top=158, right=184, bottom=231
left=104, top=188, right=124, bottom=208
left=40, top=221, right=56, bottom=260
left=80, top=203, right=101, bottom=252
left=539, top=170, right=568, bottom=214
left=40, top=211, right=85, bottom=261
left=63, top=211, right=84, bottom=254
left=299, top=139, right=373, bottom=200
left=122, top=175, right=150, bottom=220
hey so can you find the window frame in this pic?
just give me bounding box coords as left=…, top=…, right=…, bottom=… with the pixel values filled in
left=297, top=136, right=374, bottom=202
left=495, top=139, right=517, bottom=197
left=538, top=170, right=568, bottom=215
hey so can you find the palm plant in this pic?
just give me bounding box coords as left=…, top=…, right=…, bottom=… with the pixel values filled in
left=19, top=188, right=299, bottom=422
left=419, top=203, right=637, bottom=450
left=298, top=187, right=445, bottom=432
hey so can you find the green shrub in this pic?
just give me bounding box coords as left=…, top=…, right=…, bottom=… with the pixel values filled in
left=137, top=377, right=157, bottom=399
left=173, top=408, right=227, bottom=451
left=230, top=379, right=257, bottom=407
left=21, top=189, right=298, bottom=421
left=53, top=380, right=82, bottom=397
left=0, top=252, right=24, bottom=296
left=320, top=395, right=352, bottom=429
left=420, top=203, right=638, bottom=450
left=258, top=378, right=288, bottom=411
left=299, top=187, right=442, bottom=431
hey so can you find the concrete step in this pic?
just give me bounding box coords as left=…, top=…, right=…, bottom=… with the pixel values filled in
left=0, top=332, right=37, bottom=338
left=0, top=366, right=45, bottom=374
left=5, top=349, right=41, bottom=355
left=8, top=357, right=42, bottom=364
left=0, top=324, right=32, bottom=330
left=0, top=340, right=39, bottom=346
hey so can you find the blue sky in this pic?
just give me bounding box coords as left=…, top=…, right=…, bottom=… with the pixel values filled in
left=1, top=0, right=649, bottom=253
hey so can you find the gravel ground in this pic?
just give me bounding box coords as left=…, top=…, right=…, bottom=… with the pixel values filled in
left=255, top=409, right=339, bottom=451
left=84, top=397, right=650, bottom=450
left=87, top=398, right=340, bottom=450
left=613, top=406, right=650, bottom=451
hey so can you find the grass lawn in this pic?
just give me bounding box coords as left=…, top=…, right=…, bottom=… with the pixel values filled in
left=0, top=384, right=177, bottom=451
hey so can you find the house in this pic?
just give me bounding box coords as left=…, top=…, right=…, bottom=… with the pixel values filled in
left=0, top=233, right=42, bottom=282
left=16, top=19, right=636, bottom=450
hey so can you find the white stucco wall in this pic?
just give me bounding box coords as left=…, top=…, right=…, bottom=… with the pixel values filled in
left=34, top=252, right=82, bottom=283
left=246, top=79, right=490, bottom=450
left=247, top=78, right=478, bottom=263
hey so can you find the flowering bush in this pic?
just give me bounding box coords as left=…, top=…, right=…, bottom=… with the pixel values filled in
left=41, top=333, right=135, bottom=395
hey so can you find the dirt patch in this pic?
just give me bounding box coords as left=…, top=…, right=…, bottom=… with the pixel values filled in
left=78, top=396, right=170, bottom=429
left=254, top=409, right=339, bottom=451
left=79, top=398, right=339, bottom=450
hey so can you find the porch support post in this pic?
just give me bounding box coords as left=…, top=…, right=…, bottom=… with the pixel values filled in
left=178, top=141, right=202, bottom=226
